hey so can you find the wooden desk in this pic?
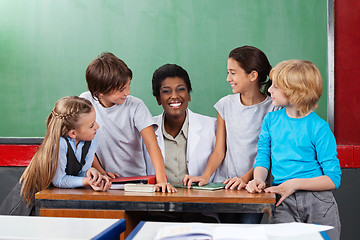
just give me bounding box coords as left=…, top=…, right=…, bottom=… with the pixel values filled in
left=0, top=215, right=125, bottom=240
left=35, top=188, right=275, bottom=238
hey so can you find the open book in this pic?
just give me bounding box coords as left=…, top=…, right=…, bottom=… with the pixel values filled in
left=154, top=222, right=334, bottom=240
left=155, top=224, right=267, bottom=240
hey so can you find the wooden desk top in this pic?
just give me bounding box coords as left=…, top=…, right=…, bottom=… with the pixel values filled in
left=36, top=188, right=275, bottom=204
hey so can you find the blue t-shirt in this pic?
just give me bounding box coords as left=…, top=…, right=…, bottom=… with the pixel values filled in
left=254, top=108, right=341, bottom=188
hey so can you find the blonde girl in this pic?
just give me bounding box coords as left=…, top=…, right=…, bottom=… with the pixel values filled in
left=0, top=96, right=110, bottom=215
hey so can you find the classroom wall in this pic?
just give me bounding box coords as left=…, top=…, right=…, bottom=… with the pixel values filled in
left=333, top=1, right=360, bottom=239
left=333, top=0, right=360, bottom=168
left=334, top=0, right=360, bottom=145
left=0, top=0, right=329, bottom=137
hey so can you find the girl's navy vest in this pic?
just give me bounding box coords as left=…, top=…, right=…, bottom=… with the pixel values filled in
left=64, top=138, right=91, bottom=176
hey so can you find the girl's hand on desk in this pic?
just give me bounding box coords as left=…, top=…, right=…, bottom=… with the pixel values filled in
left=224, top=177, right=247, bottom=190
left=86, top=167, right=103, bottom=186
left=182, top=175, right=210, bottom=188
left=246, top=179, right=266, bottom=193
left=89, top=176, right=111, bottom=192
left=155, top=182, right=177, bottom=193
left=83, top=174, right=111, bottom=191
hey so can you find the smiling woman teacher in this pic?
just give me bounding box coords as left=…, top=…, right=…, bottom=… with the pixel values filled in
left=144, top=63, right=218, bottom=222
left=145, top=64, right=217, bottom=185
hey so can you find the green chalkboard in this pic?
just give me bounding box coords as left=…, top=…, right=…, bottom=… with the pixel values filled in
left=0, top=0, right=328, bottom=137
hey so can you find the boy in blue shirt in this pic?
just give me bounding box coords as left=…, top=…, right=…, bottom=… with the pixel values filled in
left=246, top=60, right=341, bottom=240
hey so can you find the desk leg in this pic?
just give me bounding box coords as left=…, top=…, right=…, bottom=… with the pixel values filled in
left=40, top=208, right=139, bottom=240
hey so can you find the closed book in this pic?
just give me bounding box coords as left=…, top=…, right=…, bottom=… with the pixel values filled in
left=124, top=184, right=156, bottom=192
left=109, top=175, right=156, bottom=184
left=174, top=182, right=226, bottom=191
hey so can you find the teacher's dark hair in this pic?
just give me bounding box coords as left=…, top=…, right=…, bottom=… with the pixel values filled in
left=152, top=64, right=192, bottom=99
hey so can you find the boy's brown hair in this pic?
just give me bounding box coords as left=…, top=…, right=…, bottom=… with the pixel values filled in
left=270, top=60, right=323, bottom=116
left=86, top=52, right=133, bottom=99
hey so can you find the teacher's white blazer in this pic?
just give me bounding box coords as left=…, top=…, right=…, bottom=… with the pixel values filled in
left=144, top=109, right=217, bottom=182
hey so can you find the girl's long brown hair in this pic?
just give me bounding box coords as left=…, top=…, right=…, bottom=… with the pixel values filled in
left=20, top=96, right=93, bottom=205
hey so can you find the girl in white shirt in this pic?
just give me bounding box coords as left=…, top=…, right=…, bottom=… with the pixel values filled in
left=183, top=46, right=279, bottom=223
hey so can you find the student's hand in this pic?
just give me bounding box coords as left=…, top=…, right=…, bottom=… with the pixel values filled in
left=264, top=179, right=298, bottom=206
left=246, top=179, right=266, bottom=193
left=105, top=171, right=120, bottom=179
left=89, top=176, right=111, bottom=192
left=86, top=167, right=103, bottom=186
left=224, top=177, right=247, bottom=190
left=182, top=175, right=210, bottom=188
left=83, top=173, right=111, bottom=191
left=155, top=182, right=177, bottom=193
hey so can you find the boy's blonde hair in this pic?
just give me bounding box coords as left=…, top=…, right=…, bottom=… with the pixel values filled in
left=270, top=60, right=323, bottom=116
left=20, top=96, right=93, bottom=205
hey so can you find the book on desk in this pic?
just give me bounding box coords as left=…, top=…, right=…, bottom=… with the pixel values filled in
left=174, top=182, right=226, bottom=191
left=110, top=175, right=156, bottom=190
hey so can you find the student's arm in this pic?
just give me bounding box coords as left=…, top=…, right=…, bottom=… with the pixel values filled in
left=246, top=166, right=269, bottom=193
left=314, top=123, right=342, bottom=189
left=241, top=167, right=254, bottom=183
left=141, top=125, right=177, bottom=193
left=183, top=113, right=226, bottom=187
left=265, top=176, right=335, bottom=206
left=92, top=155, right=106, bottom=174
left=246, top=114, right=271, bottom=193
left=92, top=155, right=119, bottom=179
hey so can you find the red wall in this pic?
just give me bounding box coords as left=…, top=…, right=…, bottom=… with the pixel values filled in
left=334, top=0, right=360, bottom=145
left=0, top=145, right=38, bottom=166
